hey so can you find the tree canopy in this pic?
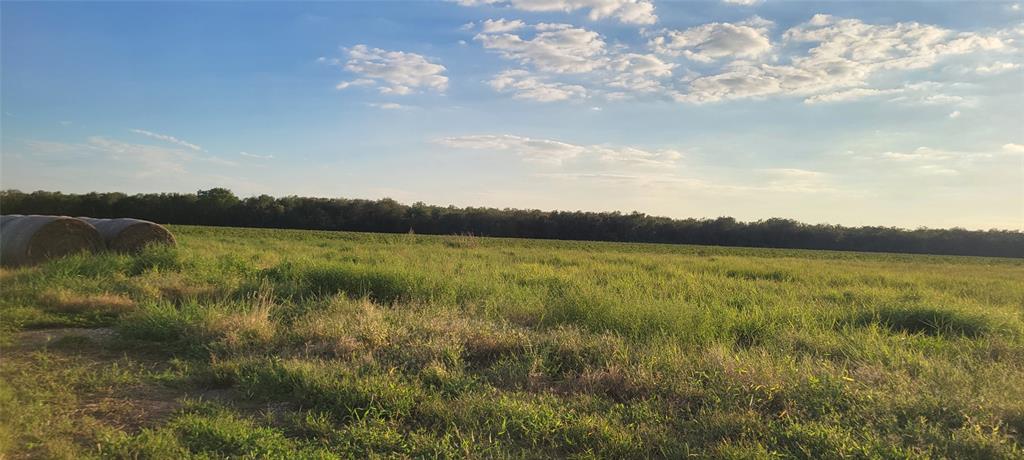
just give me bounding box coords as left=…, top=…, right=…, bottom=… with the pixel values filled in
left=2, top=189, right=1020, bottom=257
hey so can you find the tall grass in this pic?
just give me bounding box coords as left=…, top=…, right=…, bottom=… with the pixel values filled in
left=1, top=225, right=1022, bottom=458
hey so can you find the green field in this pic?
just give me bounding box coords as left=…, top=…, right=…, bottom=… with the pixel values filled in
left=1, top=225, right=1022, bottom=459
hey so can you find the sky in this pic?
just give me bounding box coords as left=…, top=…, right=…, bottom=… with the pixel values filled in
left=1, top=1, right=1022, bottom=230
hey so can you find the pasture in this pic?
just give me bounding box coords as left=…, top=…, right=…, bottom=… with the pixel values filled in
left=1, top=225, right=1022, bottom=458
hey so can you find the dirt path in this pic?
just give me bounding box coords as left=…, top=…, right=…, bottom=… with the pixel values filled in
left=4, top=327, right=284, bottom=436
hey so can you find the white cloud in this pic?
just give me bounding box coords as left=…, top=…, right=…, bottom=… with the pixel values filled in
left=722, top=0, right=762, bottom=5
left=480, top=18, right=527, bottom=33
left=973, top=61, right=1021, bottom=75
left=436, top=134, right=682, bottom=166
left=488, top=70, right=587, bottom=101
left=845, top=143, right=1024, bottom=178
left=22, top=140, right=87, bottom=155
left=475, top=23, right=607, bottom=73
left=239, top=151, right=274, bottom=160
left=437, top=134, right=584, bottom=164
left=880, top=146, right=960, bottom=162
left=803, top=87, right=902, bottom=104
left=591, top=145, right=682, bottom=166
left=458, top=0, right=656, bottom=25
left=650, top=19, right=773, bottom=62
left=367, top=102, right=414, bottom=110
left=537, top=168, right=840, bottom=195
left=469, top=15, right=1014, bottom=106
left=948, top=110, right=961, bottom=119
left=333, top=45, right=448, bottom=95
left=758, top=168, right=835, bottom=193
left=914, top=164, right=961, bottom=176
left=677, top=15, right=1007, bottom=103
left=606, top=53, right=676, bottom=93
left=130, top=129, right=202, bottom=151
left=21, top=134, right=251, bottom=177
left=335, top=78, right=374, bottom=89
left=84, top=137, right=198, bottom=176
left=475, top=22, right=675, bottom=100
left=202, top=156, right=240, bottom=167
left=1003, top=143, right=1024, bottom=154
left=804, top=81, right=976, bottom=106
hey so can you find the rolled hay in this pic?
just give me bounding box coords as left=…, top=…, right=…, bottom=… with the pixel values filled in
left=77, top=217, right=176, bottom=253
left=0, top=215, right=104, bottom=266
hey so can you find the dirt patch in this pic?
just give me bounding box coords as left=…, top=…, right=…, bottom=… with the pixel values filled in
left=7, top=327, right=285, bottom=436
left=39, top=291, right=136, bottom=314
left=76, top=384, right=185, bottom=433
left=15, top=327, right=117, bottom=348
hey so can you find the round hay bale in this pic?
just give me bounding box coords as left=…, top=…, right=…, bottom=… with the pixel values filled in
left=1, top=214, right=25, bottom=229
left=0, top=215, right=104, bottom=266
left=77, top=217, right=176, bottom=253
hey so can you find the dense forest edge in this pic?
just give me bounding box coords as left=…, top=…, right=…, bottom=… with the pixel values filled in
left=2, top=189, right=1021, bottom=258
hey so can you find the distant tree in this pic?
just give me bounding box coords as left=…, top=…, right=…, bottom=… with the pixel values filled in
left=1, top=188, right=1020, bottom=258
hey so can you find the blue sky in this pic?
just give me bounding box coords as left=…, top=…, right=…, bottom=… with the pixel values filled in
left=2, top=1, right=1022, bottom=229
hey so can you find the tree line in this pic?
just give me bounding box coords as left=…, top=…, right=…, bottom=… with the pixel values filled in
left=2, top=189, right=1021, bottom=258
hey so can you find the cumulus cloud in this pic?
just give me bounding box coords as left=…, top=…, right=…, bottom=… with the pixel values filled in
left=468, top=14, right=1014, bottom=106
left=333, top=45, right=448, bottom=95
left=130, top=129, right=202, bottom=151
left=480, top=18, right=527, bottom=33
left=474, top=22, right=675, bottom=100
left=722, top=0, right=762, bottom=5
left=457, top=0, right=656, bottom=25
left=650, top=18, right=773, bottom=62
left=436, top=134, right=682, bottom=166
left=489, top=70, right=587, bottom=101
left=475, top=23, right=608, bottom=73
left=606, top=53, right=677, bottom=93
left=676, top=14, right=1007, bottom=103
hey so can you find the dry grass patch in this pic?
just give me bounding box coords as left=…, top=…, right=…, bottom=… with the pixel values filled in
left=130, top=273, right=224, bottom=304
left=40, top=290, right=136, bottom=314
left=289, top=298, right=386, bottom=358
left=203, top=305, right=276, bottom=354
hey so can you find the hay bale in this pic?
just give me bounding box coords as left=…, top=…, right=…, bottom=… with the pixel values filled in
left=0, top=215, right=104, bottom=266
left=77, top=217, right=176, bottom=253
left=1, top=214, right=25, bottom=229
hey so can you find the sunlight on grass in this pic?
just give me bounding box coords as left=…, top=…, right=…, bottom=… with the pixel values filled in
left=1, top=226, right=1022, bottom=458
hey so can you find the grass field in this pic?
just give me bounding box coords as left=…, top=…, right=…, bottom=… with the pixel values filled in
left=1, top=225, right=1022, bottom=459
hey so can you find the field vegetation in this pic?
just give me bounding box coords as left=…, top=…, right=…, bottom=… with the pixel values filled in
left=1, top=225, right=1023, bottom=458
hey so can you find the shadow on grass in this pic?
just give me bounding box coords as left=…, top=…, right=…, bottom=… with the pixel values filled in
left=724, top=268, right=794, bottom=282
left=847, top=306, right=991, bottom=338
